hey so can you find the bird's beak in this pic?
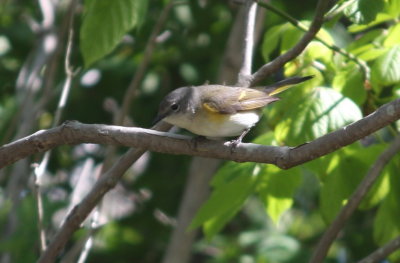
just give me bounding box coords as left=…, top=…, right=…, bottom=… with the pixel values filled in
left=152, top=111, right=169, bottom=126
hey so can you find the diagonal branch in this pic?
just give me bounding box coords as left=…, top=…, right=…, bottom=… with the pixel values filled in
left=37, top=121, right=172, bottom=263
left=358, top=235, right=400, bottom=263
left=250, top=0, right=330, bottom=86
left=257, top=0, right=370, bottom=81
left=116, top=1, right=178, bottom=125
left=309, top=134, right=400, bottom=263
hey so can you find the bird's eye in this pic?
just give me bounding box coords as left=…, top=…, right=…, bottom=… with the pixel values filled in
left=170, top=103, right=179, bottom=111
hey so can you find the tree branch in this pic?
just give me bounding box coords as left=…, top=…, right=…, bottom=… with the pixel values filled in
left=257, top=0, right=370, bottom=81
left=310, top=134, right=400, bottom=263
left=237, top=0, right=257, bottom=86
left=37, top=122, right=172, bottom=263
left=250, top=0, right=330, bottom=86
left=116, top=1, right=178, bottom=125
left=1, top=98, right=399, bottom=171
left=358, top=235, right=400, bottom=263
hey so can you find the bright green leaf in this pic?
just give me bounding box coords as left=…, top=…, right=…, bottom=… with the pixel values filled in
left=348, top=29, right=384, bottom=52
left=332, top=63, right=366, bottom=105
left=275, top=87, right=362, bottom=146
left=384, top=0, right=400, bottom=18
left=372, top=45, right=400, bottom=86
left=373, top=189, right=400, bottom=260
left=80, top=0, right=148, bottom=67
left=281, top=24, right=304, bottom=53
left=320, top=144, right=386, bottom=222
left=262, top=24, right=288, bottom=61
left=384, top=23, right=400, bottom=47
left=348, top=13, right=393, bottom=32
left=257, top=165, right=302, bottom=224
left=358, top=47, right=387, bottom=61
left=190, top=163, right=261, bottom=238
left=373, top=159, right=400, bottom=262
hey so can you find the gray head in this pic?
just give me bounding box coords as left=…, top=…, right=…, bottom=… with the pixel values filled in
left=153, top=86, right=197, bottom=125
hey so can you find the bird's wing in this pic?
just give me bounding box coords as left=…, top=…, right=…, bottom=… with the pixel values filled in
left=201, top=86, right=279, bottom=114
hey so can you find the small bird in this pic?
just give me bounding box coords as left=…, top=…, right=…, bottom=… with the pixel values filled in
left=153, top=76, right=312, bottom=144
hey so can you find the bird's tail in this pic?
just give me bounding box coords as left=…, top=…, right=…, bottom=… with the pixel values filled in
left=264, top=75, right=313, bottom=96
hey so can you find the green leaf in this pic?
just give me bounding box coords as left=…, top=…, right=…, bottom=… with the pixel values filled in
left=274, top=87, right=362, bottom=146
left=344, top=0, right=385, bottom=24
left=371, top=45, right=400, bottom=86
left=257, top=165, right=302, bottom=224
left=262, top=24, right=289, bottom=61
left=190, top=163, right=261, bottom=238
left=80, top=0, right=147, bottom=67
left=332, top=63, right=366, bottom=105
left=384, top=23, right=400, bottom=47
left=357, top=47, right=387, bottom=61
left=319, top=144, right=386, bottom=222
left=348, top=29, right=384, bottom=51
left=347, top=29, right=387, bottom=61
left=348, top=13, right=393, bottom=32
left=280, top=24, right=304, bottom=53
left=384, top=0, right=400, bottom=18
left=373, top=164, right=400, bottom=261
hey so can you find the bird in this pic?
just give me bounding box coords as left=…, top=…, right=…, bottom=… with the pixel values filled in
left=153, top=75, right=312, bottom=144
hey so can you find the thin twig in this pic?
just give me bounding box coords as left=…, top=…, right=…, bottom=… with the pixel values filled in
left=250, top=0, right=330, bottom=86
left=33, top=179, right=47, bottom=252
left=237, top=0, right=257, bottom=86
left=257, top=0, right=370, bottom=81
left=309, top=135, right=400, bottom=263
left=33, top=3, right=78, bottom=253
left=358, top=235, right=400, bottom=263
left=76, top=209, right=99, bottom=263
left=116, top=1, right=180, bottom=125
left=102, top=0, right=178, bottom=171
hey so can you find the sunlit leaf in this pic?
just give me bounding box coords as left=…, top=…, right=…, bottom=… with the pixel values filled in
left=372, top=45, right=400, bottom=86
left=373, top=162, right=400, bottom=261
left=332, top=63, right=366, bottom=105
left=262, top=24, right=288, bottom=61
left=320, top=144, right=386, bottom=222
left=384, top=23, right=400, bottom=47
left=275, top=87, right=362, bottom=146
left=257, top=165, right=302, bottom=224
left=190, top=163, right=261, bottom=238
left=384, top=0, right=400, bottom=18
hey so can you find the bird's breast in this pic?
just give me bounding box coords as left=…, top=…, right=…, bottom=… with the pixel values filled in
left=164, top=110, right=261, bottom=138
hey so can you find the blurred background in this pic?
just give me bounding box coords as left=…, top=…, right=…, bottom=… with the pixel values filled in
left=1, top=0, right=400, bottom=262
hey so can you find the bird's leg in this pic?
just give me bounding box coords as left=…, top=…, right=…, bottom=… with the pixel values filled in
left=229, top=128, right=250, bottom=151
left=191, top=135, right=207, bottom=150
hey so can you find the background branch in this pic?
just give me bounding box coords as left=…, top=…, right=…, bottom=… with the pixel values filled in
left=310, top=135, right=400, bottom=263
left=250, top=0, right=330, bottom=86
left=257, top=0, right=370, bottom=81
left=37, top=122, right=172, bottom=263
left=237, top=0, right=257, bottom=86
left=358, top=235, right=400, bottom=263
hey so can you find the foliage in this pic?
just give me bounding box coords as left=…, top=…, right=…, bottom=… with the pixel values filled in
left=0, top=0, right=400, bottom=262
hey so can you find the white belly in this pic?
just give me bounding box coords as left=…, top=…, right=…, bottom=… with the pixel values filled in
left=164, top=111, right=261, bottom=138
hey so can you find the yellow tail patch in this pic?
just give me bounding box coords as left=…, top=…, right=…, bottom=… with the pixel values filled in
left=268, top=85, right=292, bottom=96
